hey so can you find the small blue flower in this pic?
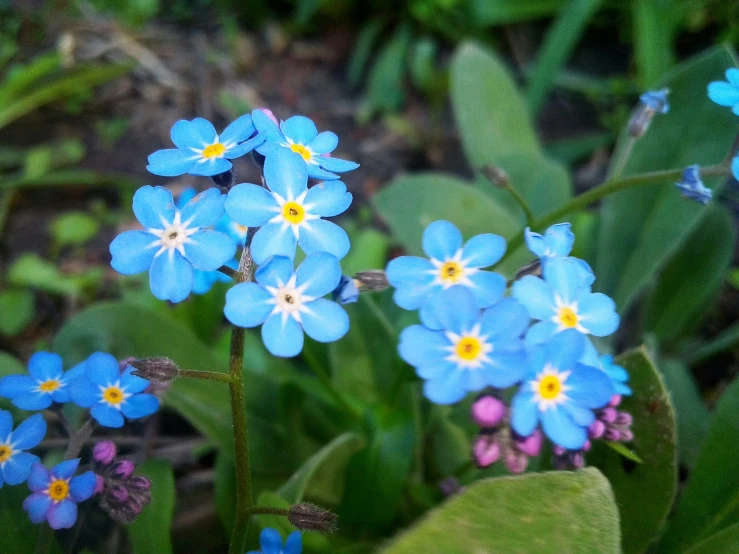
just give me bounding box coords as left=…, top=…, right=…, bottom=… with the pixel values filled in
left=0, top=352, right=85, bottom=410
left=147, top=115, right=264, bottom=177
left=225, top=148, right=352, bottom=265
left=216, top=214, right=249, bottom=247
left=253, top=109, right=359, bottom=180
left=675, top=165, right=712, bottom=205
left=24, top=459, right=96, bottom=529
left=386, top=220, right=507, bottom=329
left=332, top=275, right=360, bottom=304
left=225, top=253, right=349, bottom=357
left=0, top=411, right=46, bottom=488
left=640, top=88, right=670, bottom=113
left=399, top=287, right=529, bottom=404
left=524, top=222, right=594, bottom=286
left=513, top=257, right=619, bottom=345
left=510, top=330, right=613, bottom=449
left=247, top=528, right=302, bottom=554
left=732, top=154, right=739, bottom=182
left=69, top=353, right=160, bottom=428
left=110, top=186, right=237, bottom=303
left=707, top=68, right=739, bottom=115
left=598, top=354, right=632, bottom=396
left=193, top=259, right=237, bottom=295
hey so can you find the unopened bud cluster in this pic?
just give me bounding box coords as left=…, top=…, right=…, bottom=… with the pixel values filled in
left=92, top=441, right=152, bottom=523
left=130, top=357, right=179, bottom=384
left=288, top=502, right=337, bottom=533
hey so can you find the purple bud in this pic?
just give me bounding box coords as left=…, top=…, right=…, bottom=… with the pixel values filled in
left=128, top=476, right=152, bottom=492
left=553, top=445, right=567, bottom=456
left=583, top=440, right=592, bottom=452
left=620, top=429, right=634, bottom=442
left=588, top=420, right=606, bottom=439
left=608, top=394, right=622, bottom=407
left=473, top=434, right=501, bottom=468
left=571, top=452, right=585, bottom=469
left=615, top=412, right=633, bottom=426
left=504, top=451, right=528, bottom=474
left=604, top=428, right=622, bottom=441
left=471, top=395, right=506, bottom=428
left=94, top=474, right=105, bottom=495
left=600, top=407, right=618, bottom=423
left=439, top=477, right=464, bottom=497
left=516, top=430, right=543, bottom=457
left=257, top=108, right=279, bottom=125
left=112, top=459, right=135, bottom=479
left=109, top=484, right=129, bottom=504
left=92, top=440, right=117, bottom=466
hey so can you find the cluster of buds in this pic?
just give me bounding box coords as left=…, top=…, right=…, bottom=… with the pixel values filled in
left=287, top=502, right=338, bottom=533
left=470, top=394, right=543, bottom=474
left=92, top=441, right=152, bottom=523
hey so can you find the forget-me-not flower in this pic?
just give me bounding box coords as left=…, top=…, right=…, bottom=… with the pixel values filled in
left=675, top=165, right=712, bottom=205
left=24, top=459, right=96, bottom=529
left=225, top=148, right=352, bottom=265
left=640, top=88, right=670, bottom=113
left=225, top=253, right=349, bottom=357
left=193, top=259, right=237, bottom=295
left=513, top=257, right=619, bottom=346
left=247, top=528, right=302, bottom=554
left=332, top=275, right=360, bottom=304
left=707, top=68, right=739, bottom=115
left=511, top=330, right=613, bottom=449
left=386, top=220, right=507, bottom=329
left=0, top=352, right=85, bottom=410
left=147, top=115, right=263, bottom=177
left=732, top=154, right=739, bottom=182
left=399, top=286, right=529, bottom=404
left=110, top=186, right=236, bottom=303
left=524, top=222, right=594, bottom=286
left=252, top=109, right=359, bottom=180
left=69, top=353, right=159, bottom=428
left=0, top=411, right=46, bottom=488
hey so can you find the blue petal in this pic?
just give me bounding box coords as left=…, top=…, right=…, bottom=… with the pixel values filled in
left=726, top=68, right=739, bottom=87
left=386, top=256, right=434, bottom=288
left=732, top=155, right=739, bottom=182
left=422, top=220, right=463, bottom=261
left=284, top=530, right=303, bottom=554
left=69, top=471, right=97, bottom=502
left=462, top=233, right=506, bottom=267
left=121, top=394, right=159, bottom=419
left=69, top=378, right=101, bottom=408
left=27, top=352, right=63, bottom=381
left=416, top=361, right=456, bottom=381
left=170, top=118, right=217, bottom=148
left=572, top=257, right=595, bottom=287
left=47, top=499, right=78, bottom=529
left=176, top=187, right=197, bottom=209
left=13, top=393, right=52, bottom=411
left=615, top=382, right=633, bottom=396
left=259, top=528, right=284, bottom=554
left=486, top=350, right=527, bottom=388
left=110, top=230, right=157, bottom=275
left=52, top=459, right=80, bottom=480
left=252, top=109, right=283, bottom=142
left=219, top=114, right=255, bottom=145
left=429, top=286, right=479, bottom=335
left=189, top=157, right=232, bottom=177
left=255, top=256, right=295, bottom=288
left=0, top=410, right=11, bottom=440
left=544, top=223, right=574, bottom=256
left=423, top=369, right=466, bottom=405
left=306, top=164, right=340, bottom=181
left=479, top=297, right=530, bottom=340
left=512, top=275, right=554, bottom=320
left=132, top=186, right=176, bottom=229
left=524, top=228, right=546, bottom=257
left=147, top=149, right=197, bottom=177
left=295, top=252, right=342, bottom=297
left=51, top=387, right=71, bottom=404
left=2, top=452, right=39, bottom=485
left=23, top=493, right=52, bottom=524
left=85, top=352, right=120, bottom=386
left=27, top=463, right=50, bottom=492
left=120, top=367, right=150, bottom=394
left=418, top=300, right=443, bottom=330
left=0, top=375, right=34, bottom=399
left=317, top=155, right=359, bottom=173
left=193, top=270, right=217, bottom=294
left=264, top=149, right=308, bottom=200
left=525, top=320, right=558, bottom=347
left=91, top=404, right=124, bottom=428
left=308, top=131, right=338, bottom=154
left=280, top=116, right=318, bottom=144
left=185, top=230, right=236, bottom=271
left=301, top=299, right=349, bottom=343
left=707, top=81, right=739, bottom=107
left=543, top=257, right=581, bottom=304
left=225, top=284, right=276, bottom=328
left=11, top=413, right=46, bottom=449
left=262, top=314, right=304, bottom=358
left=566, top=363, right=614, bottom=409
left=251, top=223, right=297, bottom=265
left=298, top=219, right=351, bottom=260
left=62, top=361, right=87, bottom=383
left=562, top=402, right=595, bottom=427
left=303, top=181, right=352, bottom=217
left=180, top=188, right=226, bottom=228
left=511, top=390, right=539, bottom=436
left=225, top=183, right=280, bottom=226
left=600, top=355, right=629, bottom=381
left=393, top=282, right=439, bottom=311
left=226, top=132, right=264, bottom=158
left=467, top=271, right=505, bottom=309
left=541, top=405, right=587, bottom=449
left=149, top=250, right=194, bottom=303
left=398, top=325, right=448, bottom=367
left=546, top=329, right=585, bottom=371
left=578, top=293, right=620, bottom=337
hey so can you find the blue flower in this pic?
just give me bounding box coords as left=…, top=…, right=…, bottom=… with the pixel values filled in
left=675, top=165, right=712, bottom=205
left=732, top=154, right=739, bottom=182
left=398, top=287, right=529, bottom=405
left=510, top=330, right=613, bottom=449
left=332, top=275, right=360, bottom=304
left=147, top=115, right=264, bottom=177
left=598, top=354, right=632, bottom=396
left=513, top=257, right=619, bottom=345
left=640, top=88, right=670, bottom=113
left=247, top=528, right=302, bottom=554
left=110, top=186, right=237, bottom=303
left=23, top=459, right=96, bottom=529
left=216, top=214, right=249, bottom=247
left=0, top=411, right=46, bottom=488
left=253, top=109, right=359, bottom=180
left=524, top=223, right=594, bottom=286
left=225, top=148, right=352, bottom=265
left=224, top=253, right=349, bottom=357
left=0, top=352, right=85, bottom=410
left=69, top=353, right=160, bottom=428
left=193, top=259, right=237, bottom=295
left=707, top=68, right=739, bottom=115
left=386, top=220, right=507, bottom=329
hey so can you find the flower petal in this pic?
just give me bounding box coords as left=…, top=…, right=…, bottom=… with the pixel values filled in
left=121, top=394, right=160, bottom=420
left=226, top=132, right=265, bottom=158
left=303, top=181, right=352, bottom=217
left=284, top=531, right=303, bottom=554
left=225, top=283, right=274, bottom=328
left=11, top=413, right=46, bottom=449
left=147, top=149, right=198, bottom=177
left=393, top=282, right=438, bottom=311
left=13, top=393, right=52, bottom=411
left=301, top=299, right=349, bottom=343
left=423, top=369, right=466, bottom=405
left=281, top=116, right=318, bottom=144
left=308, top=131, right=338, bottom=154
left=149, top=250, right=194, bottom=303
left=428, top=286, right=479, bottom=335
left=524, top=228, right=546, bottom=257
left=262, top=314, right=304, bottom=358
left=544, top=223, right=574, bottom=256
left=259, top=528, right=284, bottom=554
left=3, top=451, right=39, bottom=485
left=132, top=186, right=176, bottom=229
left=565, top=363, right=614, bottom=409
left=180, top=188, right=226, bottom=228
left=512, top=275, right=554, bottom=320
left=0, top=375, right=35, bottom=399
left=317, top=155, right=359, bottom=173
left=27, top=352, right=63, bottom=381
left=524, top=320, right=558, bottom=347
left=546, top=329, right=586, bottom=370
left=119, top=367, right=151, bottom=394
left=0, top=410, right=11, bottom=440
left=255, top=256, right=295, bottom=288
left=296, top=252, right=342, bottom=297
left=306, top=164, right=340, bottom=181
left=52, top=459, right=81, bottom=480
left=422, top=220, right=463, bottom=261
left=220, top=114, right=255, bottom=144
left=189, top=157, right=232, bottom=177
left=462, top=233, right=506, bottom=267
left=467, top=270, right=506, bottom=309
left=69, top=378, right=101, bottom=408
left=707, top=81, right=739, bottom=107
left=264, top=148, right=308, bottom=200
left=69, top=471, right=97, bottom=502
left=577, top=292, right=620, bottom=337
left=170, top=118, right=217, bottom=148
left=562, top=402, right=595, bottom=427
left=479, top=297, right=530, bottom=340
left=252, top=109, right=283, bottom=142
left=185, top=230, right=236, bottom=271
left=27, top=463, right=50, bottom=492
left=487, top=351, right=527, bottom=388
left=84, top=352, right=120, bottom=386
left=543, top=257, right=581, bottom=304
left=91, top=404, right=125, bottom=428
left=298, top=219, right=351, bottom=260
left=541, top=405, right=587, bottom=449
left=23, top=492, right=52, bottom=524
left=110, top=230, right=158, bottom=275
left=251, top=223, right=297, bottom=265
left=47, top=499, right=78, bottom=529
left=398, top=325, right=448, bottom=368
left=511, top=390, right=539, bottom=437
left=386, top=256, right=434, bottom=287
left=225, top=183, right=280, bottom=226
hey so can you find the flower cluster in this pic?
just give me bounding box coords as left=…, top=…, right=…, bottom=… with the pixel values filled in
left=92, top=441, right=153, bottom=523
left=389, top=220, right=632, bottom=472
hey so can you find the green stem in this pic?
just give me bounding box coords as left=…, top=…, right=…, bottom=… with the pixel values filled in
left=608, top=135, right=637, bottom=180
left=179, top=369, right=233, bottom=383
left=361, top=294, right=397, bottom=340
left=685, top=322, right=739, bottom=366
left=504, top=182, right=535, bottom=226
left=480, top=165, right=535, bottom=226
left=245, top=506, right=290, bottom=517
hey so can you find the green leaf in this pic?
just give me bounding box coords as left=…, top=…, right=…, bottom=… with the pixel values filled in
left=366, top=25, right=411, bottom=113
left=470, top=0, right=568, bottom=25
left=644, top=205, right=736, bottom=344
left=8, top=253, right=85, bottom=296
left=0, top=52, right=60, bottom=104
left=127, top=459, right=175, bottom=554
left=659, top=377, right=739, bottom=552
left=382, top=468, right=620, bottom=553
left=0, top=289, right=35, bottom=336
left=348, top=20, right=385, bottom=87
left=604, top=441, right=643, bottom=464
left=51, top=212, right=100, bottom=248
left=595, top=46, right=739, bottom=312
left=0, top=486, right=61, bottom=553
left=591, top=347, right=677, bottom=554
left=683, top=522, right=739, bottom=554
left=341, top=228, right=390, bottom=276
left=633, top=0, right=677, bottom=88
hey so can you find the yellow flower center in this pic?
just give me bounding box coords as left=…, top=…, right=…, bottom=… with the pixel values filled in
left=538, top=375, right=563, bottom=400
left=39, top=380, right=60, bottom=393
left=282, top=202, right=305, bottom=224
left=48, top=479, right=69, bottom=502
left=103, top=386, right=125, bottom=406
left=289, top=143, right=312, bottom=161
left=439, top=261, right=463, bottom=283
left=456, top=337, right=482, bottom=361
left=234, top=224, right=248, bottom=234
left=202, top=143, right=226, bottom=159
left=0, top=445, right=11, bottom=463
left=558, top=307, right=578, bottom=328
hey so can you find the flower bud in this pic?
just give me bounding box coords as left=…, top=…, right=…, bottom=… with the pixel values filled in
left=480, top=164, right=509, bottom=189
left=608, top=395, right=622, bottom=407
left=553, top=445, right=567, bottom=457
left=354, top=270, right=390, bottom=292
left=93, top=440, right=117, bottom=466
left=94, top=474, right=105, bottom=495
left=472, top=433, right=500, bottom=468
left=515, top=429, right=543, bottom=457
left=504, top=450, right=528, bottom=474
left=111, top=459, right=136, bottom=480
left=588, top=420, right=606, bottom=439
left=332, top=276, right=360, bottom=305
left=287, top=503, right=337, bottom=533
left=109, top=484, right=129, bottom=504
left=571, top=452, right=585, bottom=469
left=600, top=407, right=617, bottom=424
left=604, top=428, right=622, bottom=441
left=128, top=476, right=152, bottom=492
left=615, top=412, right=633, bottom=426
left=129, top=357, right=179, bottom=384
left=471, top=395, right=505, bottom=428
left=439, top=477, right=465, bottom=497
left=620, top=429, right=634, bottom=442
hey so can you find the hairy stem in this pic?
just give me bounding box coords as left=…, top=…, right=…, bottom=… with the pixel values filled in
left=217, top=265, right=240, bottom=280
left=179, top=369, right=233, bottom=383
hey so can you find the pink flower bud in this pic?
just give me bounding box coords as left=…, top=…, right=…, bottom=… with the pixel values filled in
left=600, top=407, right=618, bottom=423
left=94, top=474, right=105, bottom=495
left=615, top=412, right=633, bottom=426
left=608, top=394, right=622, bottom=407
left=571, top=452, right=585, bottom=469
left=504, top=451, right=528, bottom=474
left=128, top=476, right=152, bottom=492
left=112, top=459, right=135, bottom=479
left=92, top=440, right=117, bottom=466
left=604, top=428, right=622, bottom=441
left=256, top=108, right=279, bottom=125
left=471, top=395, right=506, bottom=428
left=583, top=440, right=592, bottom=452
left=473, top=434, right=501, bottom=468
left=109, top=484, right=129, bottom=503
left=620, top=429, right=634, bottom=442
left=588, top=420, right=606, bottom=439
left=516, top=429, right=543, bottom=457
left=553, top=445, right=567, bottom=456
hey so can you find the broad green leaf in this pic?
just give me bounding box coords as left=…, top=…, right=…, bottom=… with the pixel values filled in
left=127, top=459, right=175, bottom=554
left=0, top=52, right=60, bottom=104
left=683, top=522, right=739, bottom=554
left=382, top=468, right=620, bottom=553
left=591, top=347, right=677, bottom=554
left=644, top=205, right=736, bottom=344
left=0, top=289, right=35, bottom=336
left=660, top=377, right=739, bottom=552
left=427, top=408, right=469, bottom=478
left=366, top=25, right=411, bottom=113
left=596, top=46, right=739, bottom=312
left=0, top=486, right=61, bottom=553
left=51, top=212, right=100, bottom=248
left=8, top=253, right=84, bottom=296
left=633, top=0, right=677, bottom=88
left=341, top=227, right=390, bottom=276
